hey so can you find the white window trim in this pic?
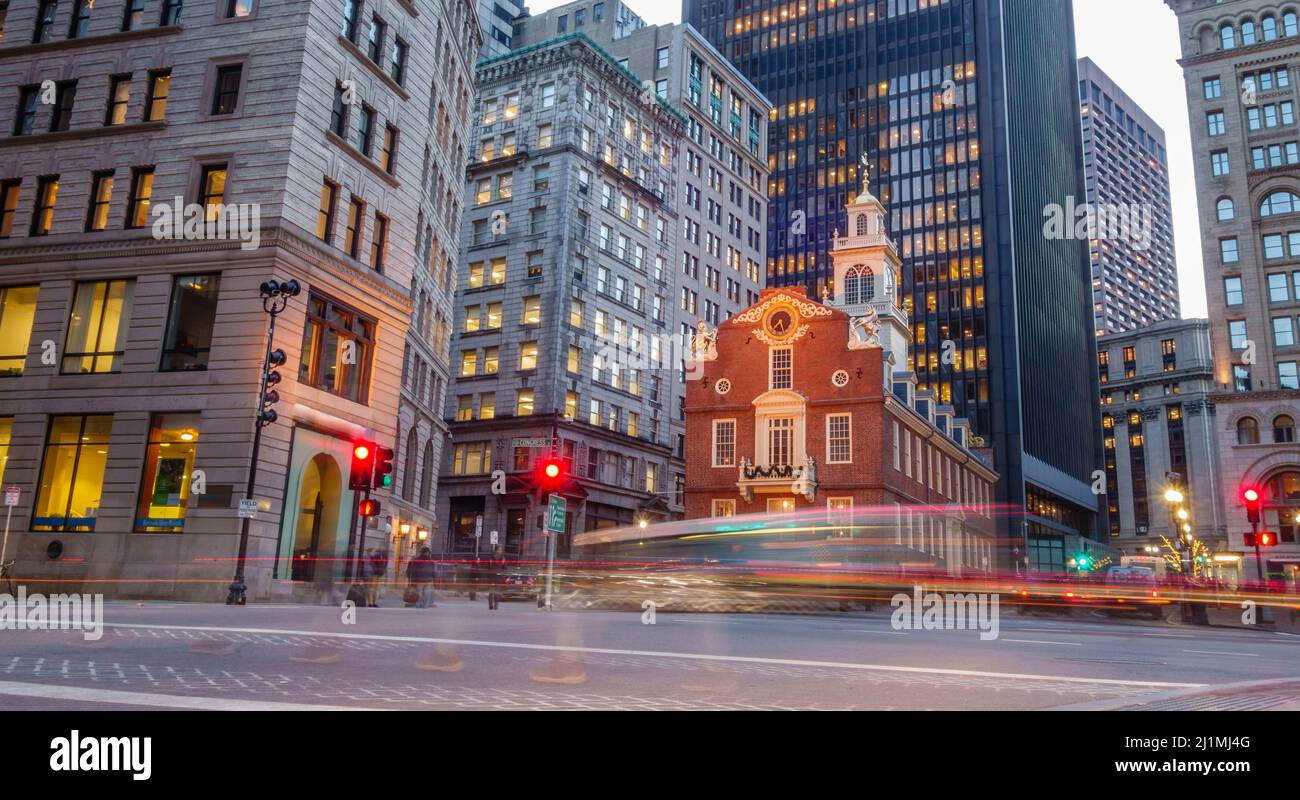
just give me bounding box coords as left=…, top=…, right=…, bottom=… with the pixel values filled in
left=712, top=418, right=737, bottom=468
left=769, top=345, right=792, bottom=390
left=826, top=413, right=852, bottom=464
left=712, top=498, right=736, bottom=517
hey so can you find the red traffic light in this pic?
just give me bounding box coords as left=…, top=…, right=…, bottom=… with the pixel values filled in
left=536, top=456, right=566, bottom=493
left=359, top=498, right=381, bottom=517
left=349, top=440, right=377, bottom=491
left=1242, top=485, right=1263, bottom=523
left=1259, top=531, right=1277, bottom=547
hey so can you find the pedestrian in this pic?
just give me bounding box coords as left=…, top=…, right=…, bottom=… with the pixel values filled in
left=407, top=546, right=437, bottom=608
left=367, top=548, right=387, bottom=607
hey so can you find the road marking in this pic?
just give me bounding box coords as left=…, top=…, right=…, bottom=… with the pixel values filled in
left=93, top=621, right=1203, bottom=689
left=0, top=679, right=378, bottom=711
left=1183, top=650, right=1259, bottom=658
left=853, top=629, right=909, bottom=636
left=1141, top=633, right=1194, bottom=638
left=1001, top=638, right=1083, bottom=647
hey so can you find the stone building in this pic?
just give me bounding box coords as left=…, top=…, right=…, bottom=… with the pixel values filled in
left=435, top=32, right=686, bottom=559
left=1097, top=319, right=1225, bottom=563
left=684, top=183, right=998, bottom=575
left=1165, top=0, right=1300, bottom=584
left=513, top=0, right=772, bottom=514
left=0, top=0, right=478, bottom=600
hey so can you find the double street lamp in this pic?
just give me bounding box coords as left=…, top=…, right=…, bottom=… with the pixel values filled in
left=226, top=279, right=301, bottom=606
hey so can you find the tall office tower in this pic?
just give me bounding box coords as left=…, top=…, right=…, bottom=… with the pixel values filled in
left=1165, top=0, right=1300, bottom=580
left=685, top=0, right=1105, bottom=569
left=391, top=3, right=483, bottom=560
left=1097, top=320, right=1225, bottom=567
left=0, top=0, right=479, bottom=600
left=436, top=33, right=686, bottom=558
left=475, top=0, right=526, bottom=57
left=515, top=0, right=771, bottom=491
left=1078, top=57, right=1180, bottom=337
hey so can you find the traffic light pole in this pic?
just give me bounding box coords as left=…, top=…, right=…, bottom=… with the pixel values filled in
left=228, top=294, right=286, bottom=605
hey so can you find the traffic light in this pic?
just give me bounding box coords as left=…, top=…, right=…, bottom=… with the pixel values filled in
left=258, top=349, right=287, bottom=427
left=349, top=441, right=376, bottom=491
left=374, top=446, right=395, bottom=489
left=1244, top=531, right=1278, bottom=547
left=1242, top=485, right=1263, bottom=523
left=536, top=456, right=566, bottom=494
left=359, top=498, right=381, bottom=517
left=1075, top=553, right=1092, bottom=570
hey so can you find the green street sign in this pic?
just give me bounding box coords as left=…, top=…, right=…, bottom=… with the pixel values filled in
left=546, top=494, right=566, bottom=533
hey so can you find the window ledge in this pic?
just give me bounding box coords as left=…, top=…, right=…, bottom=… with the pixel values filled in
left=4, top=25, right=182, bottom=59
left=1, top=120, right=167, bottom=149
left=336, top=35, right=411, bottom=102
left=325, top=129, right=401, bottom=188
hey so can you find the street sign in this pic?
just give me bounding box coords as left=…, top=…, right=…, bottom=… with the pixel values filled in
left=238, top=498, right=259, bottom=519
left=4, top=487, right=18, bottom=507
left=474, top=514, right=483, bottom=539
left=489, top=530, right=499, bottom=547
left=513, top=437, right=555, bottom=449
left=546, top=494, right=566, bottom=533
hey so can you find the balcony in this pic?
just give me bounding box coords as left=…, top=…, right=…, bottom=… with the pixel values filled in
left=737, top=456, right=818, bottom=503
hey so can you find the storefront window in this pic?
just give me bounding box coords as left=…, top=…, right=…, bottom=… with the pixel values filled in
left=62, top=280, right=134, bottom=374
left=0, top=285, right=38, bottom=376
left=160, top=275, right=220, bottom=371
left=33, top=415, right=113, bottom=532
left=135, top=413, right=201, bottom=532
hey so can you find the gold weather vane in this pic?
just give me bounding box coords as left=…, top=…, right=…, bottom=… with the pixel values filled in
left=859, top=151, right=873, bottom=194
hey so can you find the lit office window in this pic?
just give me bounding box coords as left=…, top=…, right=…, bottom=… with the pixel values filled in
left=62, top=280, right=134, bottom=374
left=32, top=415, right=113, bottom=532
left=135, top=413, right=201, bottom=532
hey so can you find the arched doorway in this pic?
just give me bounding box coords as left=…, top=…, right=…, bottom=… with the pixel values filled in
left=291, top=453, right=343, bottom=585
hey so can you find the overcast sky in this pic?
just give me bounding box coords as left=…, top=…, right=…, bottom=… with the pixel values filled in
left=527, top=0, right=1206, bottom=317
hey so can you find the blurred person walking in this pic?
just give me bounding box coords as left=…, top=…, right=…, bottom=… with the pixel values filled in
left=406, top=546, right=437, bottom=608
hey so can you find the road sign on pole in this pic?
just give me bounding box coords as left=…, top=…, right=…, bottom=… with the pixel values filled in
left=4, top=487, right=18, bottom=507
left=546, top=495, right=566, bottom=533
left=238, top=498, right=259, bottom=519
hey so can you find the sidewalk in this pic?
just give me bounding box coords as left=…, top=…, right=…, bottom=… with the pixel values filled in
left=1205, top=604, right=1300, bottom=633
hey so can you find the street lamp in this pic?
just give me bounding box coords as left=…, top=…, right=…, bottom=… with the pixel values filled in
left=227, top=278, right=301, bottom=606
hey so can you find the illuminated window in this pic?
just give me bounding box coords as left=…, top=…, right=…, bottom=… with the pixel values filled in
left=713, top=419, right=736, bottom=467
left=521, top=295, right=541, bottom=325
left=519, top=341, right=538, bottom=370
left=33, top=415, right=113, bottom=532
left=198, top=164, right=227, bottom=222
left=298, top=293, right=374, bottom=403
left=135, top=413, right=200, bottom=532
left=515, top=390, right=534, bottom=416
left=712, top=499, right=736, bottom=517
left=63, top=279, right=134, bottom=374
left=0, top=285, right=38, bottom=376
left=451, top=442, right=491, bottom=476
left=0, top=417, right=11, bottom=485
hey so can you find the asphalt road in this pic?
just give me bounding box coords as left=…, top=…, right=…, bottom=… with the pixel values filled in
left=2, top=597, right=1299, bottom=710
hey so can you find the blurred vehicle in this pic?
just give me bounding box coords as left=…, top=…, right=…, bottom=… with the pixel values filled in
left=1100, top=565, right=1168, bottom=620
left=499, top=567, right=538, bottom=601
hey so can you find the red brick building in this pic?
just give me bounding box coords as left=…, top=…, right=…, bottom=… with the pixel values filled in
left=684, top=186, right=999, bottom=574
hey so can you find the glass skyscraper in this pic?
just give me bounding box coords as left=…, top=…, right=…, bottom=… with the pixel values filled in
left=685, top=0, right=1106, bottom=567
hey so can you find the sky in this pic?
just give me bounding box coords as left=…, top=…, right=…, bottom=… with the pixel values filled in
left=527, top=0, right=1207, bottom=317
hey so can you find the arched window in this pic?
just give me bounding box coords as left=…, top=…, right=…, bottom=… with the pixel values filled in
left=1221, top=24, right=1237, bottom=49
left=1275, top=414, right=1296, bottom=443
left=419, top=440, right=435, bottom=508
left=1217, top=197, right=1235, bottom=221
left=843, top=265, right=875, bottom=304
left=1242, top=20, right=1258, bottom=45
left=1260, top=190, right=1300, bottom=217
left=1237, top=416, right=1260, bottom=445
left=1268, top=470, right=1300, bottom=501
left=855, top=214, right=869, bottom=236
left=1263, top=15, right=1278, bottom=40
left=1287, top=12, right=1299, bottom=37
left=402, top=429, right=419, bottom=501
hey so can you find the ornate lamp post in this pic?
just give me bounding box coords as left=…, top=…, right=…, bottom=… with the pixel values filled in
left=226, top=279, right=300, bottom=605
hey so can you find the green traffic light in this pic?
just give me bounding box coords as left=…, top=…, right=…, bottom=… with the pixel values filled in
left=382, top=474, right=393, bottom=488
